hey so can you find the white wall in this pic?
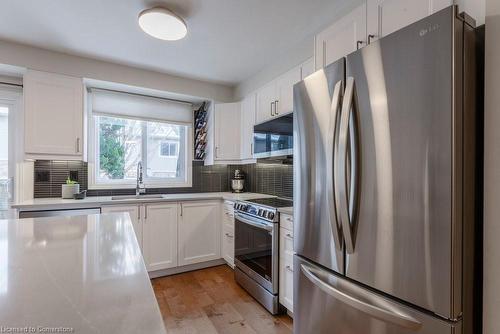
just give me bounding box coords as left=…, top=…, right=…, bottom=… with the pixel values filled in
left=234, top=36, right=314, bottom=100
left=0, top=39, right=234, bottom=103
left=483, top=0, right=500, bottom=332
left=234, top=0, right=365, bottom=100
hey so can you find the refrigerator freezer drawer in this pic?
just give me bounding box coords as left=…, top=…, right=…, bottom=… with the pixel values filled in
left=294, top=255, right=462, bottom=334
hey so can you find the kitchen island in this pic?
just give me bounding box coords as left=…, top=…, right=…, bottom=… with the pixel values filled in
left=0, top=213, right=166, bottom=334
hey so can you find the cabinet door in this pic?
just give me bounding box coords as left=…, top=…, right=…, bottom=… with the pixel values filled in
left=214, top=102, right=241, bottom=161
left=279, top=256, right=294, bottom=311
left=279, top=226, right=294, bottom=311
left=143, top=203, right=178, bottom=271
left=240, top=93, right=256, bottom=160
left=101, top=205, right=142, bottom=250
left=367, top=0, right=452, bottom=42
left=276, top=66, right=302, bottom=116
left=222, top=222, right=235, bottom=267
left=301, top=57, right=315, bottom=80
left=256, top=80, right=277, bottom=124
left=315, top=3, right=367, bottom=70
left=178, top=201, right=221, bottom=266
left=24, top=70, right=83, bottom=156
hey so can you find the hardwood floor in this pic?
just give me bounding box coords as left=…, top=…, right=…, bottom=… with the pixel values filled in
left=152, top=265, right=293, bottom=334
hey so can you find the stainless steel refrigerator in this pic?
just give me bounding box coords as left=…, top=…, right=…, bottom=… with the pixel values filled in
left=293, top=6, right=482, bottom=334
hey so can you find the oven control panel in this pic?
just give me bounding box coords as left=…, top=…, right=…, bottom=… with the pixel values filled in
left=234, top=201, right=278, bottom=222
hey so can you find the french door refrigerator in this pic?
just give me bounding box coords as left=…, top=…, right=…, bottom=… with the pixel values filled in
left=293, top=6, right=482, bottom=334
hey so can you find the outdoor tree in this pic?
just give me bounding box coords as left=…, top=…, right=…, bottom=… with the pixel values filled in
left=99, top=120, right=125, bottom=179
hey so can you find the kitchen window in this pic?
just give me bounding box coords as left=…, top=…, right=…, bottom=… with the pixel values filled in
left=160, top=141, right=179, bottom=157
left=88, top=89, right=193, bottom=189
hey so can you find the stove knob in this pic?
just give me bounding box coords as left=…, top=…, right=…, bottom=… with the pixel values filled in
left=257, top=209, right=263, bottom=216
left=268, top=212, right=275, bottom=220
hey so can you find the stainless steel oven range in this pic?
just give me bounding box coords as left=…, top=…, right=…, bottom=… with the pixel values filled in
left=233, top=197, right=292, bottom=315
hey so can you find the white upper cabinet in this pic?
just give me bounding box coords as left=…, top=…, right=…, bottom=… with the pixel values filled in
left=240, top=93, right=256, bottom=161
left=367, top=0, right=452, bottom=42
left=24, top=70, right=84, bottom=159
left=256, top=65, right=301, bottom=124
left=276, top=66, right=302, bottom=117
left=178, top=201, right=221, bottom=266
left=256, top=80, right=277, bottom=124
left=214, top=102, right=241, bottom=161
left=143, top=203, right=178, bottom=272
left=301, top=57, right=315, bottom=79
left=315, top=3, right=367, bottom=70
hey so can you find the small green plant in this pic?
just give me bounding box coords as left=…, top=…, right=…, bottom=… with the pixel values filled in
left=66, top=177, right=78, bottom=185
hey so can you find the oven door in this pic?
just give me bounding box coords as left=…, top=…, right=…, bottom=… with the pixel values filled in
left=234, top=212, right=278, bottom=294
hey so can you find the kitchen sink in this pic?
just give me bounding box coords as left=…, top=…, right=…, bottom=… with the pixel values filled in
left=110, top=194, right=164, bottom=200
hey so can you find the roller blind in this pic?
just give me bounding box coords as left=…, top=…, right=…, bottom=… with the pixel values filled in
left=90, top=88, right=193, bottom=125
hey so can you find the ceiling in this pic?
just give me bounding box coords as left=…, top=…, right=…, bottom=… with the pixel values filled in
left=0, top=0, right=351, bottom=86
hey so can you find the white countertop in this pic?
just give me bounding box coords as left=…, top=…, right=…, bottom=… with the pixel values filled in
left=12, top=192, right=276, bottom=211
left=278, top=206, right=294, bottom=215
left=0, top=213, right=166, bottom=334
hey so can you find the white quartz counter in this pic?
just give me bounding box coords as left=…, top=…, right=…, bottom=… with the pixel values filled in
left=0, top=213, right=166, bottom=334
left=12, top=192, right=276, bottom=211
left=278, top=207, right=294, bottom=215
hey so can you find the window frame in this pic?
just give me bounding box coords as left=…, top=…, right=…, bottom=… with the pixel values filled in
left=88, top=113, right=193, bottom=190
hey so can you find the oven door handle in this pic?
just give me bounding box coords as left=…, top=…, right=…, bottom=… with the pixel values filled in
left=235, top=213, right=274, bottom=232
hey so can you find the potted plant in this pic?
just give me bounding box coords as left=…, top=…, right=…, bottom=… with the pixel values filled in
left=61, top=177, right=80, bottom=199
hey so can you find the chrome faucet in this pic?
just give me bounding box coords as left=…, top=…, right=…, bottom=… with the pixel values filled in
left=136, top=161, right=146, bottom=196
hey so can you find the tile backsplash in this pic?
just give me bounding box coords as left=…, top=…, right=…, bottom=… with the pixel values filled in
left=34, top=160, right=88, bottom=198
left=34, top=160, right=293, bottom=199
left=229, top=163, right=293, bottom=199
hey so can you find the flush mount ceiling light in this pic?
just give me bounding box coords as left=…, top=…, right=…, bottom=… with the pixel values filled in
left=138, top=7, right=187, bottom=41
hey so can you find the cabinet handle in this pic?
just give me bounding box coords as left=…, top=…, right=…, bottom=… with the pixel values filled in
left=356, top=41, right=364, bottom=50
left=286, top=233, right=293, bottom=238
left=137, top=206, right=140, bottom=220
left=180, top=203, right=183, bottom=217
left=286, top=265, right=293, bottom=272
left=215, top=147, right=219, bottom=158
left=368, top=34, right=375, bottom=44
left=225, top=233, right=234, bottom=238
left=251, top=142, right=253, bottom=156
left=144, top=205, right=147, bottom=220
left=275, top=100, right=279, bottom=115
left=286, top=217, right=293, bottom=222
left=76, top=138, right=80, bottom=153
left=270, top=101, right=275, bottom=116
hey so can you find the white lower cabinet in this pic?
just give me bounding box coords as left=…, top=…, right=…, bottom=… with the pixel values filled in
left=102, top=203, right=178, bottom=272
left=178, top=200, right=221, bottom=266
left=102, top=199, right=224, bottom=274
left=222, top=200, right=235, bottom=267
left=280, top=253, right=294, bottom=312
left=279, top=215, right=294, bottom=313
left=101, top=205, right=142, bottom=250
left=143, top=204, right=178, bottom=271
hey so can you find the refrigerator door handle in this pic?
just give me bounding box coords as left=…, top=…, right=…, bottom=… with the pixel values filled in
left=327, top=80, right=344, bottom=251
left=335, top=76, right=359, bottom=254
left=300, top=263, right=422, bottom=330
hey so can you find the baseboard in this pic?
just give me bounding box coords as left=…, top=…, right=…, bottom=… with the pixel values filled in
left=148, top=258, right=227, bottom=278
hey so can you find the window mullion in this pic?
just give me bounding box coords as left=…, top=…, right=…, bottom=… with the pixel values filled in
left=142, top=121, right=148, bottom=181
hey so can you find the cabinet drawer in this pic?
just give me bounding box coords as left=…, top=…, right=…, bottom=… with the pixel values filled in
left=280, top=213, right=293, bottom=231
left=280, top=227, right=294, bottom=260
